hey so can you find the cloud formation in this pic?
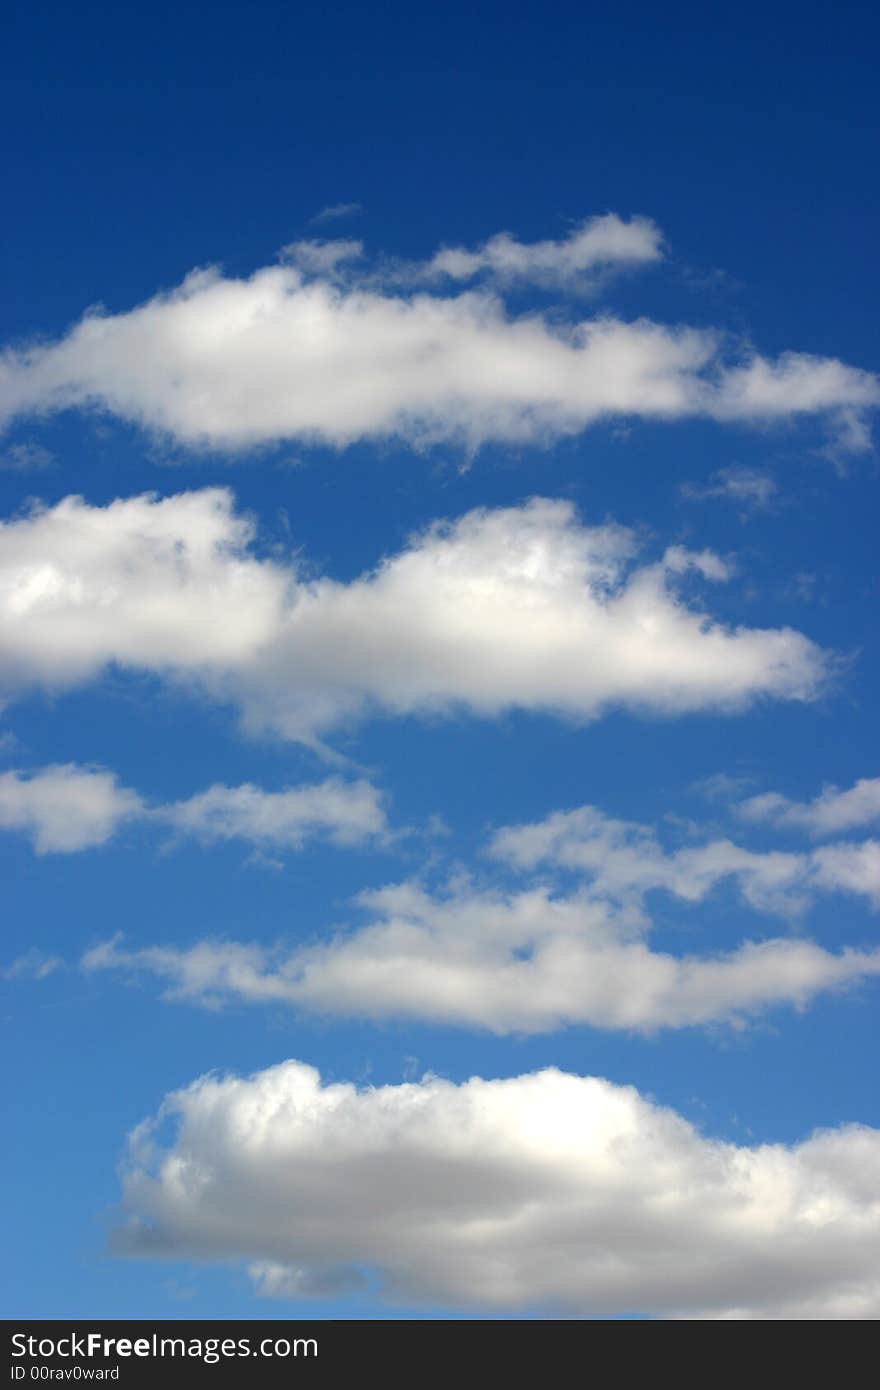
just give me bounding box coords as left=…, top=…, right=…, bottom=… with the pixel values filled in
left=83, top=859, right=880, bottom=1033
left=0, top=489, right=288, bottom=691
left=0, top=762, right=389, bottom=856
left=0, top=764, right=142, bottom=853
left=115, top=1059, right=880, bottom=1319
left=739, top=777, right=880, bottom=837
left=164, top=777, right=388, bottom=850
left=1, top=217, right=876, bottom=452
left=810, top=841, right=880, bottom=904
left=488, top=803, right=880, bottom=912
left=0, top=489, right=829, bottom=742
left=417, top=213, right=663, bottom=287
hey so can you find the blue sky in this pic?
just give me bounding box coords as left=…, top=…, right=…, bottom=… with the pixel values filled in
left=2, top=0, right=879, bottom=1320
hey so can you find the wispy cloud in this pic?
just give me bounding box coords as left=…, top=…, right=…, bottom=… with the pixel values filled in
left=309, top=201, right=364, bottom=224
left=739, top=776, right=880, bottom=837
left=681, top=465, right=778, bottom=513
left=2, top=948, right=62, bottom=981
left=487, top=803, right=879, bottom=913
left=83, top=793, right=880, bottom=1034
left=407, top=212, right=663, bottom=289
left=0, top=442, right=55, bottom=472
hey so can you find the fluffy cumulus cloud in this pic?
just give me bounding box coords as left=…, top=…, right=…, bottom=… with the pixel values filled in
left=115, top=1059, right=880, bottom=1319
left=0, top=488, right=829, bottom=742
left=739, top=777, right=880, bottom=837
left=0, top=764, right=142, bottom=852
left=83, top=856, right=880, bottom=1033
left=0, top=217, right=876, bottom=452
left=0, top=489, right=288, bottom=691
left=0, top=762, right=389, bottom=857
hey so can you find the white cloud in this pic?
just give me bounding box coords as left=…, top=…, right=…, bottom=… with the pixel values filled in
left=115, top=1059, right=880, bottom=1318
left=83, top=871, right=880, bottom=1033
left=0, top=223, right=875, bottom=452
left=810, top=842, right=880, bottom=904
left=658, top=544, right=732, bottom=582
left=0, top=489, right=289, bottom=691
left=0, top=489, right=830, bottom=742
left=707, top=353, right=877, bottom=430
left=164, top=777, right=388, bottom=850
left=488, top=805, right=810, bottom=914
left=420, top=213, right=663, bottom=287
left=0, top=761, right=389, bottom=857
left=739, top=777, right=880, bottom=837
left=490, top=804, right=880, bottom=911
left=0, top=764, right=142, bottom=853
